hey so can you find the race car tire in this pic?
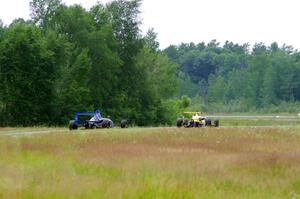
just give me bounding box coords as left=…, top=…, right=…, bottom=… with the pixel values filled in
left=69, top=120, right=78, bottom=130
left=183, top=119, right=189, bottom=127
left=214, top=119, right=219, bottom=127
left=121, top=119, right=128, bottom=128
left=102, top=119, right=113, bottom=128
left=205, top=118, right=212, bottom=126
left=176, top=118, right=183, bottom=127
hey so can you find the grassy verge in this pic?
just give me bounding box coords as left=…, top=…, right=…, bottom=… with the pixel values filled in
left=0, top=127, right=300, bottom=198
left=218, top=117, right=300, bottom=126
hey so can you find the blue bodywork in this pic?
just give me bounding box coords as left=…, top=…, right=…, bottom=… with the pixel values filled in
left=69, top=109, right=114, bottom=130
left=74, top=110, right=100, bottom=126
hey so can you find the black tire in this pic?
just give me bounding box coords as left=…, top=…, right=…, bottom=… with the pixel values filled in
left=101, top=120, right=108, bottom=128
left=121, top=119, right=128, bottom=128
left=69, top=120, right=78, bottom=130
left=176, top=118, right=183, bottom=127
left=84, top=121, right=89, bottom=129
left=183, top=119, right=189, bottom=127
left=205, top=118, right=212, bottom=126
left=107, top=121, right=113, bottom=128
left=214, top=119, right=219, bottom=127
left=102, top=119, right=113, bottom=128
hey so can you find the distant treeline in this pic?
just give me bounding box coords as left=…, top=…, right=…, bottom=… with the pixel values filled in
left=165, top=41, right=300, bottom=112
left=1, top=0, right=300, bottom=127
left=0, top=0, right=177, bottom=126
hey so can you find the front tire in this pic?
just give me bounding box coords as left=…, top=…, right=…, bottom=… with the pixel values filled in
left=121, top=119, right=128, bottom=128
left=183, top=119, right=189, bottom=127
left=214, top=119, right=219, bottom=127
left=176, top=118, right=183, bottom=127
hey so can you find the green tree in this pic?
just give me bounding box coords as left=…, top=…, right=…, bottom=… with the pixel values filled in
left=207, top=75, right=226, bottom=103
left=144, top=28, right=159, bottom=51
left=87, top=29, right=122, bottom=116
left=106, top=0, right=144, bottom=121
left=48, top=4, right=121, bottom=118
left=272, top=50, right=297, bottom=101
left=0, top=23, right=56, bottom=126
left=134, top=47, right=177, bottom=125
left=56, top=49, right=93, bottom=121
left=50, top=4, right=94, bottom=45
left=0, top=19, right=4, bottom=40
left=261, top=65, right=277, bottom=106
left=30, top=0, right=62, bottom=28
left=181, top=95, right=191, bottom=108
left=177, top=72, right=199, bottom=97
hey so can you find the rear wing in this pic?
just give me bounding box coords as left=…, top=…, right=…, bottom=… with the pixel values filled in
left=183, top=112, right=202, bottom=114
left=74, top=109, right=101, bottom=122
left=74, top=112, right=95, bottom=121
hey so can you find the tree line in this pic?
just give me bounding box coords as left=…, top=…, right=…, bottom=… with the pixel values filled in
left=0, top=0, right=177, bottom=126
left=1, top=0, right=300, bottom=127
left=165, top=41, right=300, bottom=112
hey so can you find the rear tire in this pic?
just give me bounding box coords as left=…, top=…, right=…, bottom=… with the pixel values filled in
left=107, top=121, right=113, bottom=128
left=214, top=119, right=219, bottom=127
left=205, top=118, right=212, bottom=126
left=102, top=119, right=113, bottom=128
left=121, top=119, right=128, bottom=128
left=102, top=120, right=108, bottom=128
left=69, top=120, right=78, bottom=130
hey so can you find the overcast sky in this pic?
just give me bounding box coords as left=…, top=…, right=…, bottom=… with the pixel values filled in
left=1, top=0, right=300, bottom=50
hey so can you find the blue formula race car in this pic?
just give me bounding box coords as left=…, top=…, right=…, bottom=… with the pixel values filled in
left=69, top=109, right=114, bottom=130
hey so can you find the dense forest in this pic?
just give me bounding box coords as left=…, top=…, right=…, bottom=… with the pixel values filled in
left=166, top=41, right=300, bottom=113
left=0, top=0, right=300, bottom=127
left=0, top=0, right=178, bottom=126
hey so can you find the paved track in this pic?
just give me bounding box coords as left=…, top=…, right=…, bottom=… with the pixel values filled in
left=1, top=115, right=299, bottom=137
left=206, top=115, right=300, bottom=119
left=0, top=129, right=67, bottom=137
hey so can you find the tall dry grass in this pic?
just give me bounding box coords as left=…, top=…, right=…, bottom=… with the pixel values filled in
left=0, top=127, right=300, bottom=198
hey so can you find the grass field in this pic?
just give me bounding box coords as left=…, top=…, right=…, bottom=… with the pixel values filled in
left=215, top=116, right=300, bottom=127
left=1, top=125, right=300, bottom=198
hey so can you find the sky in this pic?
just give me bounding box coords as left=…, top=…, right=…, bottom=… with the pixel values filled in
left=0, top=0, right=300, bottom=50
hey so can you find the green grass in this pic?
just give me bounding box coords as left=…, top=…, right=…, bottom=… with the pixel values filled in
left=219, top=117, right=300, bottom=126
left=1, top=126, right=300, bottom=198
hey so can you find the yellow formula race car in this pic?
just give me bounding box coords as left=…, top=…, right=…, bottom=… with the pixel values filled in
left=176, top=112, right=219, bottom=128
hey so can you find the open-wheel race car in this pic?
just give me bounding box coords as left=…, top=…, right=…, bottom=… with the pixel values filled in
left=69, top=109, right=114, bottom=130
left=176, top=112, right=219, bottom=128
